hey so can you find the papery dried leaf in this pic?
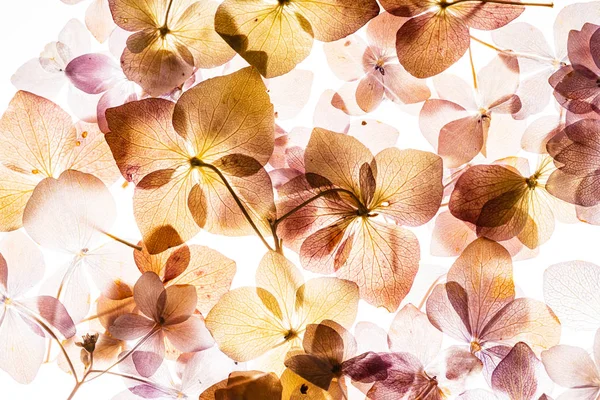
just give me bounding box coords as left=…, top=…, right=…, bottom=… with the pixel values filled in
left=547, top=119, right=600, bottom=206
left=542, top=343, right=600, bottom=391
left=543, top=261, right=600, bottom=330
left=215, top=0, right=379, bottom=77
left=492, top=342, right=542, bottom=400
left=23, top=170, right=116, bottom=253
left=109, top=0, right=234, bottom=95
left=388, top=303, right=442, bottom=366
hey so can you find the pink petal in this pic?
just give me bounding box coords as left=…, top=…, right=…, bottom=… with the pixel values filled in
left=419, top=99, right=470, bottom=153
left=324, top=35, right=368, bottom=82
left=165, top=316, right=214, bottom=353
left=11, top=58, right=66, bottom=99
left=19, top=296, right=75, bottom=339
left=132, top=331, right=165, bottom=378
left=492, top=342, right=542, bottom=400
left=110, top=313, right=155, bottom=340
left=65, top=53, right=121, bottom=94
left=348, top=119, right=399, bottom=156
left=160, top=285, right=197, bottom=325
left=266, top=69, right=314, bottom=120
left=58, top=19, right=91, bottom=58
left=382, top=64, right=430, bottom=105
left=134, top=272, right=165, bottom=322
left=313, top=90, right=350, bottom=133
left=388, top=304, right=442, bottom=366
left=542, top=344, right=600, bottom=389
left=432, top=73, right=477, bottom=110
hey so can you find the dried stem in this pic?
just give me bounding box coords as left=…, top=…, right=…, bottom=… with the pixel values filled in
left=199, top=162, right=275, bottom=252
left=418, top=273, right=447, bottom=310
left=85, top=327, right=159, bottom=383
left=17, top=305, right=78, bottom=382
left=468, top=43, right=478, bottom=90
left=470, top=35, right=558, bottom=64
left=100, top=231, right=143, bottom=251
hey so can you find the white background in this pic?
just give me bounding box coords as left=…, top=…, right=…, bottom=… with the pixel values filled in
left=1, top=0, right=599, bottom=399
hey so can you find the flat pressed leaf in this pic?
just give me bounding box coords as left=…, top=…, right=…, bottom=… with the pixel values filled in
left=543, top=261, right=600, bottom=330
left=105, top=98, right=190, bottom=184
left=395, top=12, right=470, bottom=78
left=172, top=67, right=274, bottom=166
left=215, top=0, right=378, bottom=77
left=341, top=220, right=420, bottom=311
left=447, top=238, right=515, bottom=337
left=372, top=148, right=443, bottom=226
left=491, top=343, right=541, bottom=400
left=297, top=277, right=359, bottom=329
left=133, top=168, right=198, bottom=254
left=23, top=170, right=116, bottom=253
left=205, top=287, right=285, bottom=362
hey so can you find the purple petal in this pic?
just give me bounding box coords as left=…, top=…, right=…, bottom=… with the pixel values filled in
left=19, top=296, right=75, bottom=339
left=65, top=53, right=121, bottom=94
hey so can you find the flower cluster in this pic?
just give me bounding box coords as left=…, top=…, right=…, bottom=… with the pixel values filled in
left=3, top=0, right=600, bottom=399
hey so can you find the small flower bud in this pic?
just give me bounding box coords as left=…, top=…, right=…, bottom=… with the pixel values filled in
left=75, top=333, right=99, bottom=354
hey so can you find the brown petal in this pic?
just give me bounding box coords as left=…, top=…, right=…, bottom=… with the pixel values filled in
left=305, top=128, right=374, bottom=193
left=356, top=72, right=385, bottom=112
left=396, top=12, right=470, bottom=78
left=105, top=98, right=189, bottom=184
left=449, top=164, right=530, bottom=243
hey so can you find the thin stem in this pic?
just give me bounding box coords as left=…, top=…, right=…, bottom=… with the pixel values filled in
left=452, top=0, right=553, bottom=7
left=468, top=43, right=478, bottom=90
left=85, top=327, right=159, bottom=383
left=67, top=352, right=94, bottom=400
left=17, top=305, right=78, bottom=382
left=199, top=162, right=274, bottom=252
left=470, top=35, right=558, bottom=64
left=162, top=0, right=174, bottom=28
left=273, top=188, right=364, bottom=230
left=418, top=273, right=447, bottom=310
left=100, top=231, right=143, bottom=251
left=87, top=370, right=156, bottom=386
left=79, top=298, right=135, bottom=324
left=66, top=382, right=82, bottom=400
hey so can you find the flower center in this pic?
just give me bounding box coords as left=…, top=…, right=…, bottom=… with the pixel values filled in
left=470, top=340, right=482, bottom=353
left=283, top=329, right=298, bottom=341
left=189, top=157, right=203, bottom=168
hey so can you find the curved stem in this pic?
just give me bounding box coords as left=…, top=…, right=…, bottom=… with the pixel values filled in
left=273, top=188, right=364, bottom=230
left=100, top=231, right=143, bottom=251
left=162, top=0, right=174, bottom=28
left=17, top=305, right=78, bottom=383
left=85, top=327, right=159, bottom=383
left=418, top=273, right=447, bottom=310
left=79, top=298, right=135, bottom=324
left=470, top=35, right=558, bottom=64
left=199, top=162, right=275, bottom=252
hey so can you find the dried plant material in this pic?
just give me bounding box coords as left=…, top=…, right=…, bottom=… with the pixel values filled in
left=215, top=0, right=380, bottom=77
left=278, top=128, right=443, bottom=311
left=108, top=0, right=235, bottom=95
left=106, top=67, right=275, bottom=254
